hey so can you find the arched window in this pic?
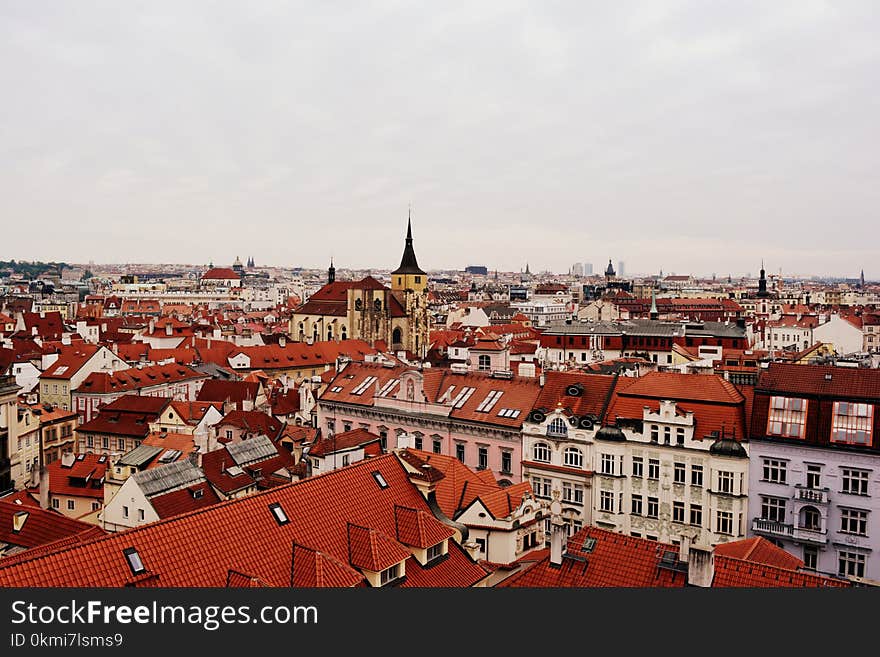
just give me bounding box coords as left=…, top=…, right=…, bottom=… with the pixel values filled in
left=327, top=328, right=333, bottom=341
left=548, top=418, right=567, bottom=437
left=392, top=327, right=402, bottom=345
left=563, top=447, right=583, bottom=468
left=355, top=298, right=363, bottom=311
left=478, top=355, right=491, bottom=371
left=374, top=299, right=382, bottom=312
left=800, top=506, right=821, bottom=531
left=341, top=326, right=347, bottom=340
left=533, top=442, right=551, bottom=463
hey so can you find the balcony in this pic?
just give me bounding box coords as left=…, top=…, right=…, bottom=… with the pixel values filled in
left=752, top=518, right=793, bottom=538
left=546, top=427, right=568, bottom=439
left=752, top=518, right=828, bottom=545
left=793, top=485, right=829, bottom=505
left=791, top=526, right=828, bottom=545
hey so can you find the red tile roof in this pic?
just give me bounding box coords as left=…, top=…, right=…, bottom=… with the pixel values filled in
left=347, top=523, right=412, bottom=571
left=215, top=410, right=283, bottom=440
left=0, top=454, right=487, bottom=587
left=39, top=345, right=100, bottom=379
left=712, top=556, right=849, bottom=587
left=76, top=363, right=206, bottom=394
left=230, top=340, right=377, bottom=371
left=499, top=526, right=686, bottom=588
left=99, top=394, right=173, bottom=415
left=757, top=362, right=880, bottom=400
left=0, top=501, right=101, bottom=551
left=290, top=543, right=362, bottom=587
left=606, top=372, right=748, bottom=440
left=394, top=506, right=455, bottom=548
left=399, top=449, right=530, bottom=521
left=713, top=537, right=803, bottom=571
left=47, top=454, right=109, bottom=500
left=533, top=371, right=616, bottom=420
left=198, top=380, right=262, bottom=406
left=149, top=482, right=221, bottom=519
left=201, top=267, right=241, bottom=280
left=307, top=429, right=382, bottom=458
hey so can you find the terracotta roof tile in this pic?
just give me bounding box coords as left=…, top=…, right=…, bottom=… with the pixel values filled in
left=0, top=454, right=486, bottom=587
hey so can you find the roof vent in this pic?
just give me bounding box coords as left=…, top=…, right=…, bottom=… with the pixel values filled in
left=824, top=372, right=832, bottom=381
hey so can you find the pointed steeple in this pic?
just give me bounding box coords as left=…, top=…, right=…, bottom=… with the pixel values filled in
left=860, top=269, right=865, bottom=289
left=328, top=257, right=335, bottom=284
left=392, top=210, right=425, bottom=276
left=757, top=260, right=769, bottom=297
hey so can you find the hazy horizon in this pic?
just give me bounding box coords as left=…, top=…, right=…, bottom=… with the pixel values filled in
left=2, top=2, right=878, bottom=278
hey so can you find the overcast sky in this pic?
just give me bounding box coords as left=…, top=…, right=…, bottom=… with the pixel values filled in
left=1, top=1, right=878, bottom=278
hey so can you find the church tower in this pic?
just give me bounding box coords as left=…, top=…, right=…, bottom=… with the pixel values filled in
left=391, top=211, right=427, bottom=294
left=391, top=211, right=429, bottom=356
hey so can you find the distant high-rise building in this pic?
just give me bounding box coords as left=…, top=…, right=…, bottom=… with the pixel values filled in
left=617, top=261, right=625, bottom=277
left=584, top=263, right=593, bottom=276
left=572, top=262, right=584, bottom=277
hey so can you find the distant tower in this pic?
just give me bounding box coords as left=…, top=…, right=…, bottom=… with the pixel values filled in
left=756, top=260, right=770, bottom=298
left=649, top=288, right=659, bottom=321
left=861, top=269, right=866, bottom=289
left=232, top=256, right=244, bottom=275
left=328, top=258, right=335, bottom=284
left=525, top=262, right=531, bottom=276
left=605, top=259, right=616, bottom=280
left=728, top=273, right=732, bottom=284
left=247, top=256, right=255, bottom=269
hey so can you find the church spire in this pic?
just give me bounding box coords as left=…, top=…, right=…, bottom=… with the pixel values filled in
left=328, top=257, right=335, bottom=284
left=392, top=210, right=425, bottom=276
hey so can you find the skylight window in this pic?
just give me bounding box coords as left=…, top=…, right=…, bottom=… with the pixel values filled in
left=376, top=379, right=400, bottom=397
left=497, top=408, right=521, bottom=419
left=269, top=502, right=289, bottom=525
left=371, top=471, right=389, bottom=489
left=330, top=386, right=343, bottom=393
left=54, top=366, right=68, bottom=375
left=475, top=390, right=503, bottom=413
left=123, top=547, right=145, bottom=575
left=351, top=376, right=378, bottom=396
left=450, top=387, right=476, bottom=409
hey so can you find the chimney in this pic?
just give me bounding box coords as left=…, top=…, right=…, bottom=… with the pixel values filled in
left=12, top=511, right=29, bottom=533
left=678, top=533, right=691, bottom=563
left=686, top=544, right=715, bottom=587
left=61, top=451, right=76, bottom=468
left=549, top=517, right=566, bottom=567
left=148, top=319, right=155, bottom=334
left=39, top=467, right=50, bottom=510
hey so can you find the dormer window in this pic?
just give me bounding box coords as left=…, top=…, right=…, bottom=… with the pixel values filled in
left=379, top=563, right=400, bottom=585
left=426, top=543, right=444, bottom=562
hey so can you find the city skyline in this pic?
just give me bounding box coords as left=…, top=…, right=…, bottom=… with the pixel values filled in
left=2, top=2, right=879, bottom=276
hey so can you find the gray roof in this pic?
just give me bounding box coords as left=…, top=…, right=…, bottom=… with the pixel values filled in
left=227, top=434, right=278, bottom=467
left=117, top=445, right=163, bottom=468
left=132, top=460, right=204, bottom=498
